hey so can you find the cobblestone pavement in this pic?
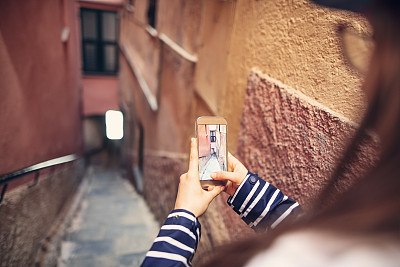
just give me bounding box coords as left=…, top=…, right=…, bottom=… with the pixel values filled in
left=58, top=166, right=159, bottom=267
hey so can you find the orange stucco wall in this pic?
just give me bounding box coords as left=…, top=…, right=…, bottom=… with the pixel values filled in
left=199, top=0, right=370, bottom=152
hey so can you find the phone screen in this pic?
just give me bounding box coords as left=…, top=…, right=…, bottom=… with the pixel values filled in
left=197, top=124, right=227, bottom=180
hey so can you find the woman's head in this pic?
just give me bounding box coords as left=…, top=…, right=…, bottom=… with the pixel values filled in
left=362, top=1, right=400, bottom=155
left=311, top=0, right=374, bottom=13
left=308, top=0, right=400, bottom=235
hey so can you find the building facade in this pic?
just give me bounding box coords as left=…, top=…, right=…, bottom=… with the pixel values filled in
left=0, top=0, right=379, bottom=265
left=0, top=0, right=123, bottom=265
left=0, top=0, right=84, bottom=265
left=119, top=0, right=377, bottom=264
left=77, top=0, right=123, bottom=153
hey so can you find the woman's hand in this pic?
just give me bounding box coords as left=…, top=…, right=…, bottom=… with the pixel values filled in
left=174, top=138, right=225, bottom=217
left=210, top=152, right=248, bottom=196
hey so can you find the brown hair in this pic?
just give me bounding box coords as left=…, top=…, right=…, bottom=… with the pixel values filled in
left=201, top=1, right=400, bottom=266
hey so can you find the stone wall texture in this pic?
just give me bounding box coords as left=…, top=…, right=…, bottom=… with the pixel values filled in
left=0, top=162, right=84, bottom=267
left=141, top=153, right=186, bottom=223
left=236, top=71, right=379, bottom=205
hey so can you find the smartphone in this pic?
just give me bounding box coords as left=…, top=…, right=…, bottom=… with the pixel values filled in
left=196, top=116, right=228, bottom=190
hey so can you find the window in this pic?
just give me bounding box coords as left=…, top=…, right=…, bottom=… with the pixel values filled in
left=81, top=8, right=119, bottom=74
left=210, top=131, right=216, bottom=142
left=147, top=0, right=157, bottom=28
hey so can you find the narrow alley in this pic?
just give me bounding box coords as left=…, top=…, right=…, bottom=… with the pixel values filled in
left=58, top=162, right=159, bottom=267
left=199, top=154, right=222, bottom=181
left=1, top=0, right=384, bottom=266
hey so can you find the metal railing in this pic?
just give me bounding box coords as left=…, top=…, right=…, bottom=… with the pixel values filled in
left=0, top=154, right=79, bottom=204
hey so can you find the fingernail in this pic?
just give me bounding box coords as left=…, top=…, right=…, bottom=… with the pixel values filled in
left=191, top=137, right=196, bottom=143
left=221, top=186, right=226, bottom=191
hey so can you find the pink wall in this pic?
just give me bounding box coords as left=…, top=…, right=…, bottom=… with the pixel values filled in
left=236, top=72, right=379, bottom=205
left=0, top=0, right=83, bottom=175
left=198, top=125, right=211, bottom=157
left=82, top=76, right=119, bottom=116
left=78, top=0, right=121, bottom=117
left=78, top=0, right=123, bottom=10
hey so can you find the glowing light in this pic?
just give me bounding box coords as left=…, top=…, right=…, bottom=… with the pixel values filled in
left=105, top=110, right=124, bottom=140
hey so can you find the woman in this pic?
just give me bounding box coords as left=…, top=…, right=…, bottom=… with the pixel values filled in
left=142, top=0, right=400, bottom=266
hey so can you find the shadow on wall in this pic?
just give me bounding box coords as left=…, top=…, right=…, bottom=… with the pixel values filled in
left=83, top=115, right=122, bottom=168
left=122, top=118, right=145, bottom=194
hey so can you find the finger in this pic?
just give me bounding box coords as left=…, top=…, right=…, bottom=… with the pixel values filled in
left=188, top=138, right=199, bottom=176
left=206, top=185, right=225, bottom=200
left=224, top=180, right=232, bottom=191
left=210, top=171, right=239, bottom=182
left=179, top=173, right=187, bottom=183
left=207, top=185, right=215, bottom=191
left=227, top=152, right=239, bottom=171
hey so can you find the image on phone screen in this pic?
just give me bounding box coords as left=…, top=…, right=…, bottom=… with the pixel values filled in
left=197, top=124, right=227, bottom=180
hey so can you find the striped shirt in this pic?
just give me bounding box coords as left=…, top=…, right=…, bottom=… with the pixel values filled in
left=141, top=172, right=301, bottom=266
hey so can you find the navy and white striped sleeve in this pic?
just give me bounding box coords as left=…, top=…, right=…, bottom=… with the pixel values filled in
left=141, top=209, right=200, bottom=267
left=227, top=172, right=301, bottom=232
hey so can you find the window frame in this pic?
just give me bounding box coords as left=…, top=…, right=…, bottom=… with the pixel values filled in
left=80, top=8, right=119, bottom=75
left=210, top=130, right=216, bottom=142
